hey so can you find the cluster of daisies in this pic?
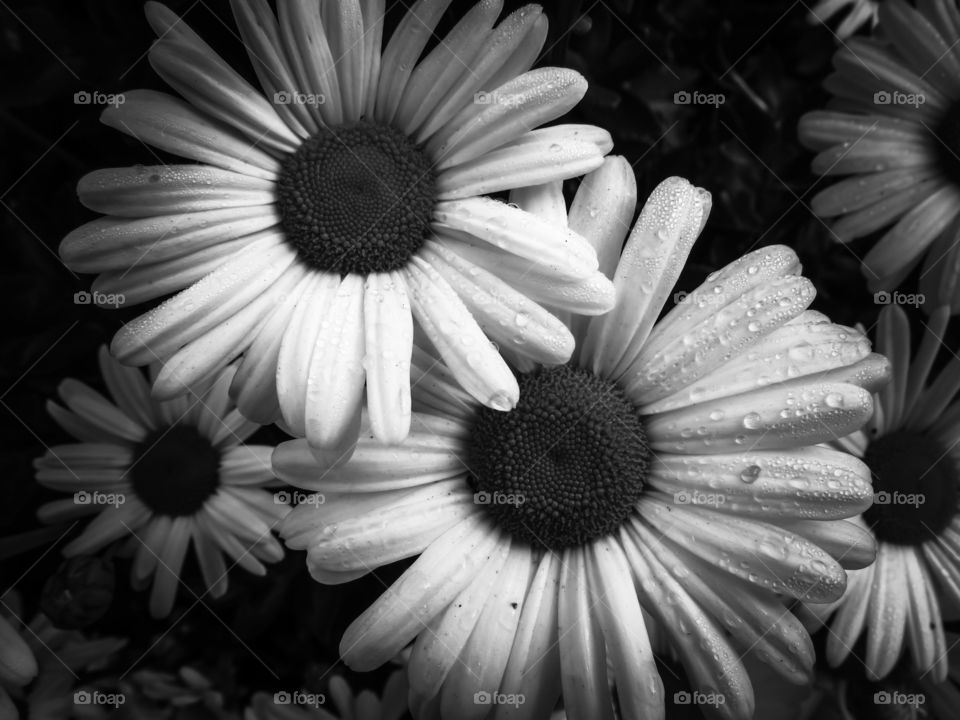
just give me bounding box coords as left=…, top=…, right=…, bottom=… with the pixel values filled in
left=5, top=0, right=960, bottom=718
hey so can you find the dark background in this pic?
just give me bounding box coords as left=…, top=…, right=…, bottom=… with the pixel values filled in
left=0, top=0, right=954, bottom=717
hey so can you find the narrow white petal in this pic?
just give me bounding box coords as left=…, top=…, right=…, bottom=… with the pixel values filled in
left=364, top=272, right=413, bottom=444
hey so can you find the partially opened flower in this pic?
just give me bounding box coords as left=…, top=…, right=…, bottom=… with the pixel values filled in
left=33, top=348, right=288, bottom=618
left=246, top=670, right=406, bottom=720
left=799, top=0, right=960, bottom=312
left=275, top=160, right=884, bottom=720
left=61, top=0, right=614, bottom=463
left=804, top=305, right=960, bottom=683
left=808, top=0, right=879, bottom=39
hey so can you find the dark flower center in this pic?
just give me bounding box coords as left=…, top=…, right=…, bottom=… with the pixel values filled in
left=862, top=431, right=958, bottom=546
left=467, top=364, right=649, bottom=550
left=130, top=425, right=221, bottom=517
left=932, top=99, right=960, bottom=187
left=276, top=121, right=436, bottom=275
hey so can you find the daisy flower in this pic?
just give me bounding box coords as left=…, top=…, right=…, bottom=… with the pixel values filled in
left=804, top=304, right=960, bottom=683
left=799, top=0, right=960, bottom=313
left=808, top=0, right=879, bottom=39
left=33, top=348, right=289, bottom=618
left=61, top=0, right=615, bottom=463
left=275, top=160, right=885, bottom=720
left=246, top=670, right=406, bottom=720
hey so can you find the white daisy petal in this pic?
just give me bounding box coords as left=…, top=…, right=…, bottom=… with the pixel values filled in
left=866, top=544, right=909, bottom=680
left=648, top=446, right=873, bottom=520
left=405, top=257, right=519, bottom=412
left=434, top=197, right=599, bottom=280
left=147, top=25, right=300, bottom=154
left=375, top=0, right=453, bottom=125
left=63, top=499, right=151, bottom=556
left=493, top=552, right=562, bottom=720
left=481, top=13, right=548, bottom=92
left=276, top=0, right=343, bottom=128
left=359, top=0, right=385, bottom=115
left=645, top=382, right=874, bottom=454
left=439, top=235, right=615, bottom=314
left=77, top=165, right=275, bottom=218
left=324, top=0, right=365, bottom=123
left=904, top=547, right=946, bottom=681
left=641, top=498, right=847, bottom=602
left=428, top=68, right=588, bottom=170
left=642, top=318, right=870, bottom=414
left=631, top=520, right=813, bottom=684
left=778, top=518, right=877, bottom=570
left=340, top=515, right=500, bottom=671
left=590, top=537, right=664, bottom=720
left=304, top=480, right=474, bottom=574
left=440, top=543, right=531, bottom=720
left=509, top=179, right=567, bottom=226
left=149, top=516, right=192, bottom=617
left=436, top=137, right=604, bottom=200
left=98, top=346, right=156, bottom=431
left=407, top=539, right=511, bottom=716
left=111, top=231, right=295, bottom=366
left=416, top=5, right=545, bottom=142
left=219, top=445, right=274, bottom=486
left=558, top=546, right=615, bottom=720
left=276, top=274, right=337, bottom=437
left=395, top=0, right=502, bottom=135
left=229, top=0, right=316, bottom=135
left=824, top=565, right=871, bottom=667
left=101, top=90, right=279, bottom=180
left=304, top=274, right=366, bottom=462
left=420, top=240, right=574, bottom=365
left=624, top=523, right=754, bottom=720
left=57, top=379, right=145, bottom=443
left=61, top=206, right=279, bottom=275
left=154, top=265, right=305, bottom=398
left=582, top=176, right=710, bottom=380
left=232, top=273, right=312, bottom=424
left=364, top=272, right=413, bottom=444
left=193, top=526, right=228, bottom=598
